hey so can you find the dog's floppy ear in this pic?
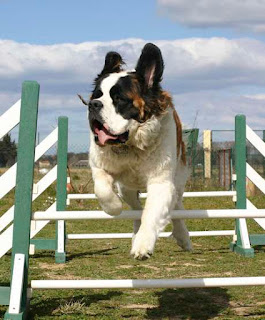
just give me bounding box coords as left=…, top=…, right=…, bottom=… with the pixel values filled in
left=99, top=51, right=124, bottom=76
left=135, top=43, right=164, bottom=90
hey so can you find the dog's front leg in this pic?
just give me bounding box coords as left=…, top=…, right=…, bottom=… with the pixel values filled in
left=131, top=181, right=175, bottom=259
left=92, top=167, right=122, bottom=216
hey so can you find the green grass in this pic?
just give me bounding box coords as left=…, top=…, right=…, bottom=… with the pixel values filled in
left=1, top=168, right=265, bottom=319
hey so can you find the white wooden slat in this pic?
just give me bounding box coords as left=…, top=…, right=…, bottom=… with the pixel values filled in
left=0, top=203, right=56, bottom=258
left=246, top=163, right=265, bottom=194
left=246, top=125, right=265, bottom=158
left=238, top=218, right=251, bottom=248
left=0, top=165, right=57, bottom=234
left=8, top=254, right=25, bottom=314
left=57, top=221, right=65, bottom=253
left=0, top=128, right=58, bottom=200
left=247, top=200, right=265, bottom=230
left=0, top=100, right=21, bottom=139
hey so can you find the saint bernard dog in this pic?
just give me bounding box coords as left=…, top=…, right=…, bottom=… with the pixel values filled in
left=79, top=43, right=192, bottom=259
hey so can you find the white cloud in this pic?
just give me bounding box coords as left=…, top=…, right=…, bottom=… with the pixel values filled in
left=157, top=0, right=265, bottom=32
left=1, top=37, right=265, bottom=147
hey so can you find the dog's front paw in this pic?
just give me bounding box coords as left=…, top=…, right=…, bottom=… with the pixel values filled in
left=130, top=230, right=156, bottom=260
left=99, top=195, right=122, bottom=216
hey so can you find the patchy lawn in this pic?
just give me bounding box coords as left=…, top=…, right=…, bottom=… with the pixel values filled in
left=1, top=168, right=265, bottom=319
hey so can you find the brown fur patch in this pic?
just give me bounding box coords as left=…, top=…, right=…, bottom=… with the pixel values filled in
left=125, top=78, right=186, bottom=165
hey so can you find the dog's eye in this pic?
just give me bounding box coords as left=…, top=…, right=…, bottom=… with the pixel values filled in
left=92, top=90, right=103, bottom=99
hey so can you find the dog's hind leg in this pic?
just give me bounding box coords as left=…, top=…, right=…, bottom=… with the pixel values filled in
left=171, top=199, right=192, bottom=251
left=117, top=184, right=142, bottom=240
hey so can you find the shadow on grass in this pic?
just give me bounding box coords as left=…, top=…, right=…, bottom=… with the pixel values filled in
left=146, top=287, right=230, bottom=320
left=29, top=247, right=119, bottom=261
left=28, top=291, right=122, bottom=319
left=67, top=247, right=119, bottom=261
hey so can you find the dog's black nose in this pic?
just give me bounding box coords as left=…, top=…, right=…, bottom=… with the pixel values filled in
left=89, top=100, right=103, bottom=110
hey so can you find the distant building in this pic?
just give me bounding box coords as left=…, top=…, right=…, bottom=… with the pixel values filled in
left=74, top=160, right=89, bottom=167
left=39, top=160, right=51, bottom=168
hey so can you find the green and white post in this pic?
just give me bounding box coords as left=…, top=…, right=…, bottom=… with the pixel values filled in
left=4, top=81, right=40, bottom=319
left=55, top=116, right=68, bottom=263
left=230, top=114, right=254, bottom=257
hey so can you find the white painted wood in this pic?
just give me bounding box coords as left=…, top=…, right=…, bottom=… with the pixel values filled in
left=246, top=125, right=265, bottom=157
left=30, top=220, right=36, bottom=231
left=57, top=221, right=65, bottom=253
left=0, top=100, right=21, bottom=140
left=246, top=163, right=265, bottom=194
left=32, top=209, right=265, bottom=221
left=0, top=166, right=57, bottom=234
left=67, top=191, right=236, bottom=201
left=34, top=128, right=58, bottom=160
left=0, top=206, right=15, bottom=234
left=67, top=230, right=235, bottom=240
left=247, top=200, right=265, bottom=230
left=29, top=244, right=35, bottom=255
left=33, top=184, right=38, bottom=194
left=8, top=254, right=25, bottom=314
left=31, top=277, right=265, bottom=289
left=238, top=219, right=251, bottom=248
left=0, top=203, right=56, bottom=258
left=0, top=128, right=58, bottom=200
left=29, top=203, right=57, bottom=239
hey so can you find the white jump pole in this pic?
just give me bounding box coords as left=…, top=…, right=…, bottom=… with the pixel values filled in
left=31, top=277, right=265, bottom=290
left=32, top=209, right=265, bottom=221
left=67, top=230, right=235, bottom=240
left=67, top=191, right=236, bottom=200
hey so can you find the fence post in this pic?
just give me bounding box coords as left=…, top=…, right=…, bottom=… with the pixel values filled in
left=55, top=117, right=68, bottom=263
left=230, top=114, right=254, bottom=257
left=4, top=81, right=39, bottom=319
left=203, top=130, right=212, bottom=179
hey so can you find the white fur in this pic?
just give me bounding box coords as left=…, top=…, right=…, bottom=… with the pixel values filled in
left=89, top=74, right=192, bottom=259
left=95, top=72, right=133, bottom=135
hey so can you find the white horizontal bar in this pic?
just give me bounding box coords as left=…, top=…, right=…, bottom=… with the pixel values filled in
left=32, top=209, right=265, bottom=221
left=31, top=277, right=265, bottom=289
left=67, top=191, right=236, bottom=200
left=0, top=100, right=21, bottom=139
left=247, top=200, right=265, bottom=230
left=183, top=191, right=236, bottom=197
left=67, top=230, right=235, bottom=240
left=246, top=125, right=265, bottom=158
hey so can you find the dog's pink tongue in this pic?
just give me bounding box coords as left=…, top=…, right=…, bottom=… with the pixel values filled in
left=95, top=125, right=118, bottom=146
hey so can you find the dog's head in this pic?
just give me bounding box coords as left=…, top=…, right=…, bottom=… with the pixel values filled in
left=83, top=43, right=171, bottom=147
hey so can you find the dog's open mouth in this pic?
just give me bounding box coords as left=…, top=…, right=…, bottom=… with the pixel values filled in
left=92, top=120, right=129, bottom=146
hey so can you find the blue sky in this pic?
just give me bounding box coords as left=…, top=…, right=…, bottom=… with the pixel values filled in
left=2, top=0, right=265, bottom=43
left=1, top=0, right=265, bottom=150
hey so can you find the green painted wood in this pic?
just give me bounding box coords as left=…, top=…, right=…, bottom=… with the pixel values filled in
left=4, top=81, right=39, bottom=319
left=249, top=234, right=265, bottom=246
left=55, top=116, right=68, bottom=263
left=230, top=115, right=254, bottom=257
left=30, top=239, right=57, bottom=250
left=229, top=243, right=254, bottom=258
left=0, top=287, right=10, bottom=305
